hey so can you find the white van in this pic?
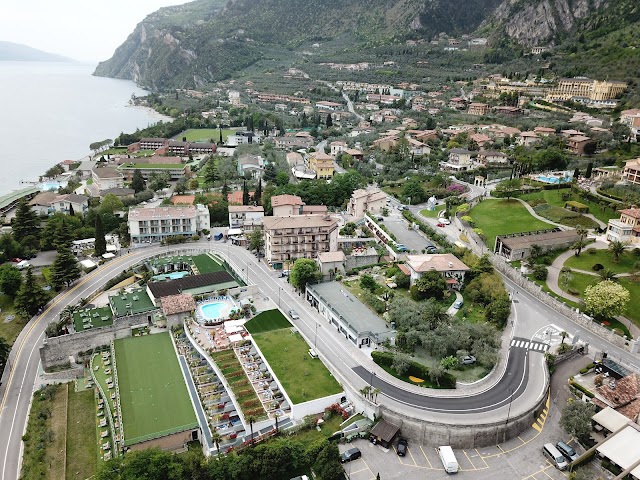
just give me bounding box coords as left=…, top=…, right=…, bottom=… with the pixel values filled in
left=437, top=446, right=459, bottom=473
left=16, top=260, right=30, bottom=270
left=308, top=349, right=318, bottom=359
left=543, top=443, right=568, bottom=470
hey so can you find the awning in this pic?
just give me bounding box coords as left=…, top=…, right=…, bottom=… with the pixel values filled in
left=228, top=333, right=243, bottom=343
left=102, top=253, right=116, bottom=259
left=592, top=407, right=629, bottom=432
left=227, top=228, right=243, bottom=236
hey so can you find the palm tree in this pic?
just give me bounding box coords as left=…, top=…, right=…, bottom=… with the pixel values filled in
left=608, top=240, right=627, bottom=263
left=360, top=385, right=372, bottom=401
left=559, top=331, right=568, bottom=345
left=574, top=226, right=588, bottom=256
left=248, top=415, right=255, bottom=446
left=211, top=429, right=222, bottom=456
left=598, top=268, right=618, bottom=281
left=372, top=388, right=381, bottom=403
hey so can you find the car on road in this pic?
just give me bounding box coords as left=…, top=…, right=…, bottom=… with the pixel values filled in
left=436, top=222, right=445, bottom=228
left=556, top=441, right=579, bottom=462
left=453, top=299, right=463, bottom=309
left=396, top=438, right=408, bottom=457
left=397, top=205, right=407, bottom=211
left=340, top=447, right=361, bottom=463
left=441, top=218, right=451, bottom=225
left=461, top=355, right=476, bottom=365
left=288, top=309, right=300, bottom=320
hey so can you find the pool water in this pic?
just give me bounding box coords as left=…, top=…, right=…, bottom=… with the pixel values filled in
left=151, top=271, right=190, bottom=281
left=200, top=302, right=227, bottom=320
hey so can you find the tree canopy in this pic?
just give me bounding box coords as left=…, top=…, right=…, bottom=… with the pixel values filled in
left=289, top=258, right=320, bottom=291
left=584, top=280, right=630, bottom=319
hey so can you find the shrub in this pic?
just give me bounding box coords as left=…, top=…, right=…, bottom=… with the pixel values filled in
left=588, top=249, right=597, bottom=255
left=532, top=265, right=548, bottom=280
left=569, top=380, right=595, bottom=398
left=591, top=263, right=604, bottom=271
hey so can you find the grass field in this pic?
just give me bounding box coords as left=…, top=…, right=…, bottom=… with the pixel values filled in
left=470, top=199, right=553, bottom=248
left=245, top=309, right=292, bottom=334
left=0, top=294, right=25, bottom=346
left=66, top=386, right=96, bottom=479
left=419, top=205, right=446, bottom=218
left=252, top=328, right=342, bottom=404
left=519, top=189, right=618, bottom=225
left=174, top=128, right=237, bottom=143
left=192, top=254, right=225, bottom=274
left=114, top=333, right=197, bottom=446
left=564, top=249, right=639, bottom=275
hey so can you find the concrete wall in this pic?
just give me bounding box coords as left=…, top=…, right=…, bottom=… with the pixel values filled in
left=291, top=392, right=346, bottom=421
left=379, top=390, right=548, bottom=448
left=40, top=312, right=158, bottom=369
left=345, top=254, right=380, bottom=272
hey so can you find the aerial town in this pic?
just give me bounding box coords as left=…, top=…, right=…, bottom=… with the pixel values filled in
left=2, top=4, right=640, bottom=480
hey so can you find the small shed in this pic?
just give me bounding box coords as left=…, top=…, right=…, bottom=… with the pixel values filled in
left=369, top=419, right=400, bottom=448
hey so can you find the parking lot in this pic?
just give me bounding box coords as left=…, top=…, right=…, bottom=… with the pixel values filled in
left=382, top=208, right=430, bottom=253
left=338, top=398, right=585, bottom=480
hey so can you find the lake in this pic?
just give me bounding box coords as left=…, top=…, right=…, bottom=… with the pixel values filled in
left=0, top=61, right=171, bottom=195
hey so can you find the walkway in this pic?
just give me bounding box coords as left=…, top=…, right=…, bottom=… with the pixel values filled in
left=545, top=241, right=640, bottom=338
left=512, top=198, right=566, bottom=230
left=178, top=355, right=214, bottom=451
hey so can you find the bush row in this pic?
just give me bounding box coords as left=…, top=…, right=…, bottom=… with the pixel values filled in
left=401, top=210, right=453, bottom=250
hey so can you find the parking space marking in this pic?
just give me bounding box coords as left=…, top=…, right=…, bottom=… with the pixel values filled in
left=521, top=465, right=555, bottom=480
left=518, top=436, right=526, bottom=444
left=406, top=446, right=419, bottom=467
left=463, top=449, right=488, bottom=470
left=475, top=448, right=490, bottom=468
left=419, top=445, right=434, bottom=469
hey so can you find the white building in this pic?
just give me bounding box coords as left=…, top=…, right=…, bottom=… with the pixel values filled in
left=128, top=205, right=210, bottom=244
left=405, top=254, right=470, bottom=290
left=228, top=205, right=264, bottom=233
left=347, top=188, right=387, bottom=218
left=92, top=167, right=124, bottom=192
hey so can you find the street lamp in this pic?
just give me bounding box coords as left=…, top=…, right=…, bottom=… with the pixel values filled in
left=314, top=322, right=321, bottom=348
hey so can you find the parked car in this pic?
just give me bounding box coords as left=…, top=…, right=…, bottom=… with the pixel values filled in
left=461, top=355, right=476, bottom=365
left=397, top=438, right=408, bottom=457
left=543, top=443, right=568, bottom=470
left=441, top=218, right=451, bottom=225
left=340, top=448, right=362, bottom=463
left=395, top=244, right=408, bottom=252
left=453, top=299, right=463, bottom=309
left=436, top=222, right=445, bottom=228
left=556, top=441, right=579, bottom=462
left=308, top=348, right=318, bottom=359
left=288, top=309, right=300, bottom=320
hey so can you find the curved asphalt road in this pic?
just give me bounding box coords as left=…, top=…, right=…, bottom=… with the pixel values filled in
left=0, top=242, right=563, bottom=480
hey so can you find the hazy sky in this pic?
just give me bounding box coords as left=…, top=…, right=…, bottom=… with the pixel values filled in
left=0, top=0, right=193, bottom=63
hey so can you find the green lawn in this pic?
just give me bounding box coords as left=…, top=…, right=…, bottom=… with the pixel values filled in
left=620, top=277, right=640, bottom=325
left=252, top=329, right=343, bottom=404
left=564, top=249, right=639, bottom=275
left=518, top=189, right=618, bottom=224
left=469, top=199, right=554, bottom=248
left=419, top=204, right=446, bottom=218
left=245, top=310, right=292, bottom=334
left=558, top=271, right=599, bottom=298
left=0, top=294, right=25, bottom=345
left=66, top=386, right=97, bottom=480
left=114, top=333, right=197, bottom=446
left=192, top=254, right=225, bottom=274
left=174, top=128, right=237, bottom=143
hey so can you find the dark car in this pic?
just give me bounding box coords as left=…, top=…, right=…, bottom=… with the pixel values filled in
left=340, top=448, right=361, bottom=463
left=397, top=438, right=408, bottom=457
left=556, top=441, right=579, bottom=462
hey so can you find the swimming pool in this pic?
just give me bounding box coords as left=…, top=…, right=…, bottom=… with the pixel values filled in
left=151, top=271, right=190, bottom=281
left=200, top=302, right=228, bottom=321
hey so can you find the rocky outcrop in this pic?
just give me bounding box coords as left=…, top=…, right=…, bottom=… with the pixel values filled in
left=486, top=0, right=610, bottom=47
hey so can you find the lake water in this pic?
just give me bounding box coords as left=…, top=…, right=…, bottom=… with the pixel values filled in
left=0, top=62, right=171, bottom=195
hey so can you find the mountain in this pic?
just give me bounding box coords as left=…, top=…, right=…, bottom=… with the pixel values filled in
left=94, top=0, right=504, bottom=90
left=0, top=41, right=73, bottom=62
left=95, top=0, right=640, bottom=91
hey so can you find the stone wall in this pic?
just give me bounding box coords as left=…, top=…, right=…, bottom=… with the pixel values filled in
left=40, top=312, right=158, bottom=369
left=345, top=254, right=380, bottom=272
left=379, top=390, right=548, bottom=448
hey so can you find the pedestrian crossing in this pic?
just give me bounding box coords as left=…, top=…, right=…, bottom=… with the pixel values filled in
left=510, top=338, right=549, bottom=352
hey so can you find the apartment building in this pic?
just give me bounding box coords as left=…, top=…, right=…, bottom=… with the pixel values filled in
left=547, top=78, right=627, bottom=102
left=228, top=205, right=264, bottom=233
left=623, top=158, right=640, bottom=186
left=263, top=214, right=338, bottom=265
left=92, top=167, right=124, bottom=192
left=128, top=205, right=210, bottom=244
left=607, top=208, right=640, bottom=245
left=347, top=188, right=387, bottom=218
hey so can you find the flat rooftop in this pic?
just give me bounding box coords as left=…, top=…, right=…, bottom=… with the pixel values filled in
left=109, top=288, right=156, bottom=316
left=72, top=306, right=113, bottom=332
left=307, top=282, right=395, bottom=340
left=497, top=229, right=580, bottom=249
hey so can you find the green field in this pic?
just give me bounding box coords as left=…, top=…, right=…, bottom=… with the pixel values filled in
left=518, top=189, right=618, bottom=225
left=470, top=199, right=553, bottom=248
left=114, top=333, right=197, bottom=446
left=252, top=321, right=342, bottom=404
left=192, top=254, right=226, bottom=274
left=564, top=249, right=639, bottom=275
left=66, top=386, right=97, bottom=479
left=419, top=204, right=446, bottom=219
left=174, top=128, right=237, bottom=143
left=245, top=309, right=293, bottom=334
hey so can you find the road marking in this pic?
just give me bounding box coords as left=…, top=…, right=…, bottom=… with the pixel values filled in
left=420, top=445, right=433, bottom=469
left=517, top=436, right=526, bottom=444
left=406, top=446, right=418, bottom=467
left=475, top=448, right=489, bottom=468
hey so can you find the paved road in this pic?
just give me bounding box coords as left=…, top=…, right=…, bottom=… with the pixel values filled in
left=1, top=239, right=637, bottom=479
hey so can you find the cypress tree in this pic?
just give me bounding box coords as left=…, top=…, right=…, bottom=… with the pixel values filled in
left=254, top=179, right=262, bottom=205
left=242, top=181, right=250, bottom=206
left=131, top=169, right=145, bottom=193
left=585, top=162, right=593, bottom=179
left=94, top=214, right=107, bottom=256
